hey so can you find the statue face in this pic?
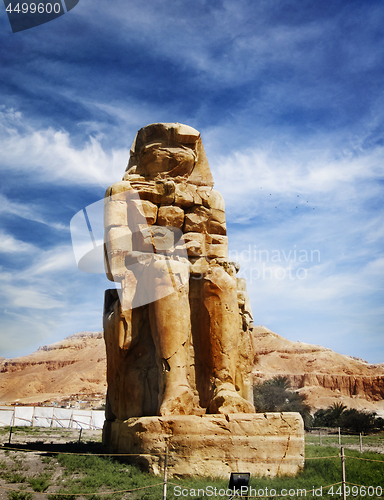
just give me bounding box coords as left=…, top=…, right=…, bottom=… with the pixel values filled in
left=139, top=143, right=196, bottom=177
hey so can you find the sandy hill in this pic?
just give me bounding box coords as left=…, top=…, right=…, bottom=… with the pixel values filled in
left=252, top=326, right=384, bottom=415
left=0, top=332, right=106, bottom=407
left=1, top=327, right=383, bottom=414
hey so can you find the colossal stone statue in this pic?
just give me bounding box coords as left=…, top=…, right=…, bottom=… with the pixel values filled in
left=103, top=122, right=255, bottom=420
left=101, top=123, right=305, bottom=478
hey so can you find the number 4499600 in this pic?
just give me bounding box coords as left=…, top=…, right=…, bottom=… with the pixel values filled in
left=6, top=3, right=62, bottom=14
left=327, top=485, right=382, bottom=496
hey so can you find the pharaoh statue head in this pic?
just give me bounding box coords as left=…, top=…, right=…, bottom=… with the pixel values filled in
left=123, top=122, right=214, bottom=186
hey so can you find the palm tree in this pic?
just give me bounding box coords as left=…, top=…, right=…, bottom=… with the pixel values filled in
left=267, top=375, right=291, bottom=391
left=328, top=402, right=347, bottom=424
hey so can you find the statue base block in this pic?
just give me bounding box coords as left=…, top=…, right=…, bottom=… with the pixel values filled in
left=103, top=413, right=305, bottom=477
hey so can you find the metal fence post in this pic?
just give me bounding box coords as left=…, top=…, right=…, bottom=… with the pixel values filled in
left=8, top=407, right=15, bottom=444
left=341, top=447, right=346, bottom=500
left=163, top=445, right=169, bottom=500
left=359, top=433, right=362, bottom=453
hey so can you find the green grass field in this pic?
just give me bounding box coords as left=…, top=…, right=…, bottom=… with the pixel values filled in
left=41, top=445, right=384, bottom=500
left=1, top=429, right=384, bottom=500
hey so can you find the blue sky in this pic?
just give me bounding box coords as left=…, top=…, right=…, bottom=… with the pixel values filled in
left=0, top=0, right=383, bottom=362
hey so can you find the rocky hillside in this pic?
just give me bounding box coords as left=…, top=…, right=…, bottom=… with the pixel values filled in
left=1, top=327, right=383, bottom=414
left=0, top=332, right=106, bottom=407
left=252, top=326, right=384, bottom=415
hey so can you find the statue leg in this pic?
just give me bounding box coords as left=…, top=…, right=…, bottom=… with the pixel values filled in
left=104, top=271, right=153, bottom=420
left=148, top=258, right=195, bottom=416
left=203, top=265, right=255, bottom=414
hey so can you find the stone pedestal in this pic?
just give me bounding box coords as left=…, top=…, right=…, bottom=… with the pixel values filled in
left=103, top=412, right=305, bottom=477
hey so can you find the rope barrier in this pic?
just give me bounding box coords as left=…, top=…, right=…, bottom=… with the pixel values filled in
left=0, top=482, right=165, bottom=496
left=0, top=446, right=332, bottom=462
left=2, top=441, right=383, bottom=462
left=344, top=455, right=384, bottom=463
left=0, top=445, right=160, bottom=457
left=0, top=444, right=343, bottom=460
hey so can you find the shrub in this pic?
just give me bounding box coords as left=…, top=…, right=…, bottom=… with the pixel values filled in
left=253, top=376, right=313, bottom=428
left=7, top=492, right=32, bottom=500
left=339, top=409, right=377, bottom=433
left=313, top=404, right=381, bottom=433
left=27, top=474, right=51, bottom=492
left=313, top=402, right=347, bottom=427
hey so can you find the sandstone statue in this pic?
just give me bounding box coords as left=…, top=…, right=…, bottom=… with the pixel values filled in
left=103, top=123, right=255, bottom=420
left=102, top=123, right=305, bottom=477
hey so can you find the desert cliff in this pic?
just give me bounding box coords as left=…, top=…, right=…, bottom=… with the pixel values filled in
left=252, top=326, right=384, bottom=415
left=1, top=327, right=383, bottom=414
left=0, top=332, right=106, bottom=407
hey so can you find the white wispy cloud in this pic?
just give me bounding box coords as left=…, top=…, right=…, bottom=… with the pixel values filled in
left=88, top=0, right=384, bottom=90
left=0, top=108, right=128, bottom=188
left=0, top=232, right=37, bottom=254
left=0, top=241, right=107, bottom=356
left=0, top=194, right=68, bottom=231
left=212, top=137, right=384, bottom=220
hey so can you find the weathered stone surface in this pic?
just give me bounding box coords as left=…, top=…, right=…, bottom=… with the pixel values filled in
left=196, top=186, right=212, bottom=206
left=206, top=189, right=225, bottom=211
left=174, top=183, right=197, bottom=208
left=237, top=278, right=254, bottom=330
left=157, top=205, right=184, bottom=229
left=206, top=234, right=228, bottom=259
left=103, top=413, right=305, bottom=478
left=207, top=219, right=227, bottom=235
left=105, top=226, right=132, bottom=254
left=189, top=257, right=210, bottom=276
left=210, top=208, right=226, bottom=224
left=105, top=181, right=133, bottom=200
left=124, top=180, right=176, bottom=205
left=104, top=251, right=126, bottom=282
left=183, top=206, right=211, bottom=233
left=132, top=224, right=153, bottom=252
left=129, top=199, right=158, bottom=225
left=182, top=232, right=205, bottom=257
left=104, top=200, right=128, bottom=228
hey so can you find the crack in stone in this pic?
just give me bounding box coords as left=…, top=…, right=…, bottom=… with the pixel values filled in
left=277, top=433, right=291, bottom=475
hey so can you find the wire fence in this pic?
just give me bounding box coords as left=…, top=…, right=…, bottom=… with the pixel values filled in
left=0, top=406, right=104, bottom=430
left=306, top=427, right=384, bottom=453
